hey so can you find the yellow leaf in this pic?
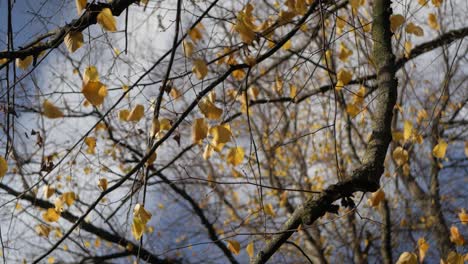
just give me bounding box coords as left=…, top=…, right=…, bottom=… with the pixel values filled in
left=450, top=225, right=465, bottom=246
left=338, top=43, right=353, bottom=62
left=432, top=140, right=448, bottom=159
left=92, top=238, right=100, bottom=248
left=192, top=59, right=208, bottom=80
left=349, top=0, right=363, bottom=10
left=97, top=8, right=117, bottom=32
left=428, top=13, right=440, bottom=30
left=43, top=185, right=55, bottom=199
left=84, top=136, right=96, bottom=154
left=198, top=98, right=222, bottom=120
left=84, top=66, right=99, bottom=83
left=75, top=0, right=87, bottom=14
left=403, top=120, right=413, bottom=141
left=134, top=203, right=152, bottom=224
left=98, top=178, right=108, bottom=191
left=227, top=240, right=241, bottom=255
left=289, top=84, right=297, bottom=98
left=47, top=257, right=55, bottom=264
left=264, top=203, right=276, bottom=217
left=127, top=104, right=145, bottom=122
left=43, top=208, right=60, bottom=222
left=119, top=109, right=130, bottom=121
left=192, top=118, right=208, bottom=144
left=54, top=197, right=64, bottom=212
left=183, top=40, right=194, bottom=57
left=61, top=192, right=76, bottom=207
left=275, top=75, right=284, bottom=95
left=160, top=118, right=172, bottom=130
left=0, top=156, right=7, bottom=178
left=442, top=251, right=464, bottom=264
left=35, top=224, right=51, bottom=237
left=170, top=87, right=181, bottom=100
left=234, top=5, right=256, bottom=44
left=459, top=209, right=468, bottom=225
left=337, top=69, right=353, bottom=85
left=246, top=242, right=254, bottom=258
left=82, top=81, right=107, bottom=106
left=203, top=144, right=213, bottom=160
left=432, top=0, right=442, bottom=8
left=16, top=56, right=33, bottom=70
left=390, top=14, right=405, bottom=32
left=132, top=217, right=145, bottom=240
left=404, top=41, right=412, bottom=58
left=209, top=125, right=231, bottom=151
left=393, top=146, right=409, bottom=166
left=188, top=23, right=203, bottom=42
left=282, top=39, right=292, bottom=50
left=406, top=22, right=424, bottom=36
left=346, top=104, right=360, bottom=118
left=396, top=252, right=417, bottom=264
left=151, top=118, right=160, bottom=137
left=232, top=168, right=242, bottom=178
left=232, top=69, right=246, bottom=80
left=64, top=31, right=84, bottom=53
left=336, top=69, right=353, bottom=91
left=146, top=151, right=157, bottom=166
left=367, top=189, right=385, bottom=207
left=226, top=147, right=245, bottom=166
left=418, top=238, right=429, bottom=262
left=43, top=100, right=64, bottom=118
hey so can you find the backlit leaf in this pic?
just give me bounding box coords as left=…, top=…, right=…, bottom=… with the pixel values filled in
left=84, top=137, right=96, bottom=154
left=418, top=238, right=429, bottom=262
left=75, top=0, right=87, bottom=14
left=192, top=59, right=208, bottom=80
left=43, top=100, right=64, bottom=119
left=264, top=203, right=276, bottom=217
left=97, top=8, right=117, bottom=32
left=226, top=147, right=244, bottom=166
left=16, top=56, right=33, bottom=70
left=0, top=157, right=7, bottom=178
left=98, top=178, right=108, bottom=191
left=367, top=189, right=385, bottom=207
left=134, top=203, right=152, bottom=224
left=450, top=225, right=465, bottom=246
left=390, top=14, right=405, bottom=32
left=127, top=104, right=145, bottom=122
left=403, top=120, right=413, bottom=141
left=428, top=13, right=440, bottom=30
left=198, top=98, right=222, bottom=120
left=393, top=146, right=409, bottom=166
left=192, top=118, right=208, bottom=144
left=246, top=242, right=254, bottom=258
left=132, top=217, right=145, bottom=240
left=432, top=140, right=448, bottom=159
left=459, top=209, right=468, bottom=225
left=82, top=81, right=107, bottom=106
left=64, top=31, right=84, bottom=53
left=406, top=22, right=424, bottom=36
left=396, top=252, right=417, bottom=264
left=61, top=192, right=76, bottom=207
left=43, top=208, right=60, bottom=222
left=227, top=240, right=240, bottom=255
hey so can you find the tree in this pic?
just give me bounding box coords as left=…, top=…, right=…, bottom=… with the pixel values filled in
left=0, top=0, right=466, bottom=263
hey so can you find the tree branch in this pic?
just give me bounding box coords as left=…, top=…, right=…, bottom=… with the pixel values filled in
left=252, top=0, right=398, bottom=262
